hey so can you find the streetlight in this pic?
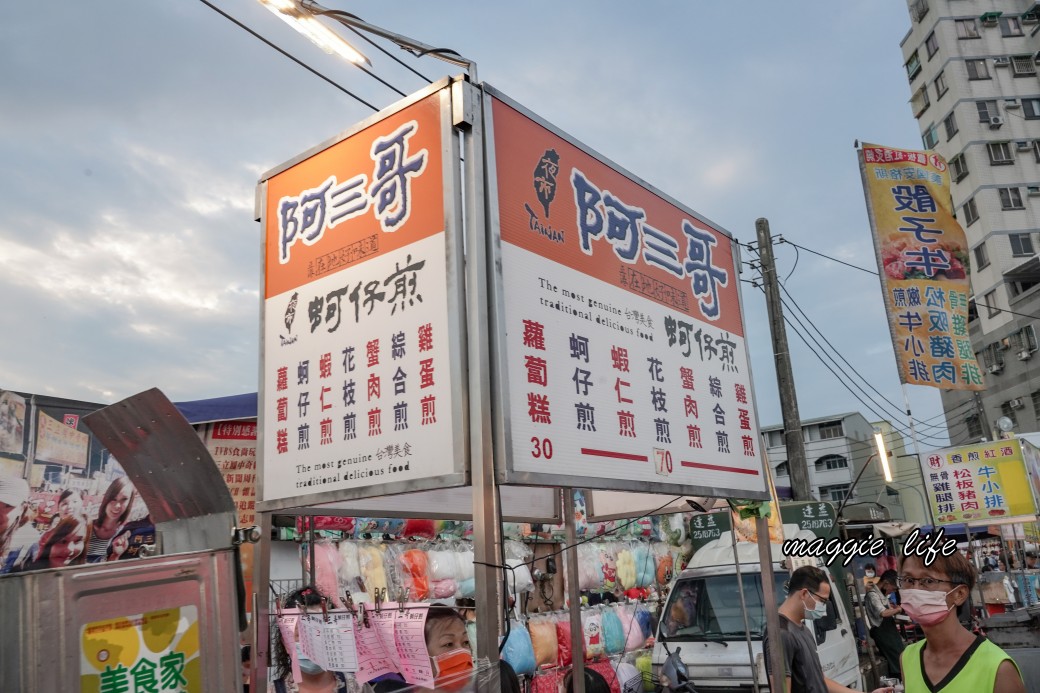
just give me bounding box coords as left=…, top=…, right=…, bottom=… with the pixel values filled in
left=256, top=0, right=478, bottom=81
left=874, top=431, right=893, bottom=483
left=256, top=0, right=371, bottom=66
left=834, top=433, right=897, bottom=522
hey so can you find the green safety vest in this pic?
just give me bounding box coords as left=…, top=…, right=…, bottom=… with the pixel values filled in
left=902, top=636, right=1020, bottom=693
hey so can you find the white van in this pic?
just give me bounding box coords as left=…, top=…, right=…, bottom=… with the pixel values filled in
left=653, top=527, right=862, bottom=691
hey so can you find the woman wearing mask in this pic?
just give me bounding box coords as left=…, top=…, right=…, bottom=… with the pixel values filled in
left=272, top=587, right=348, bottom=693
left=899, top=551, right=1024, bottom=692
left=85, top=477, right=135, bottom=563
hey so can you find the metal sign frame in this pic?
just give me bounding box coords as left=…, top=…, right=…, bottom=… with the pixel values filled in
left=482, top=84, right=769, bottom=500
left=255, top=78, right=470, bottom=513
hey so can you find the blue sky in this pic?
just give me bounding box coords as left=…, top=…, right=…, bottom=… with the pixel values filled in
left=0, top=2, right=955, bottom=449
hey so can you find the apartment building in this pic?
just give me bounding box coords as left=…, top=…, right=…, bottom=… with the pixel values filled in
left=899, top=1, right=1040, bottom=442
left=761, top=413, right=925, bottom=524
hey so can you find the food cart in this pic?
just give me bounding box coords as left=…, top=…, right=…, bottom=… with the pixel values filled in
left=0, top=388, right=249, bottom=691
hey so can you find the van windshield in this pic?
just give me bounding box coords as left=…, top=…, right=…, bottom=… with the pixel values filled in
left=660, top=572, right=789, bottom=641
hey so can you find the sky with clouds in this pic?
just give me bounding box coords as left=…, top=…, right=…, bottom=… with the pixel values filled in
left=0, top=1, right=957, bottom=450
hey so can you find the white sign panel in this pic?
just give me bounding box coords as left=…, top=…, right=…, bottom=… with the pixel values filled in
left=488, top=90, right=766, bottom=497
left=259, top=87, right=463, bottom=505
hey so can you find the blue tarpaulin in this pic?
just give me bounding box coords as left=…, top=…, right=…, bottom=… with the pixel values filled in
left=174, top=392, right=257, bottom=424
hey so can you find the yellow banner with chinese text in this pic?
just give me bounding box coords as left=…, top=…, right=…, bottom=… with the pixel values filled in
left=859, top=144, right=984, bottom=391
left=922, top=440, right=1037, bottom=526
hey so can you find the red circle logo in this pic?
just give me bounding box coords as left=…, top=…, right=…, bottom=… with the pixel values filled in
left=930, top=154, right=947, bottom=172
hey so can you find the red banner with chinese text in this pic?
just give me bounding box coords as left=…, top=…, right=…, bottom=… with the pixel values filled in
left=859, top=144, right=984, bottom=391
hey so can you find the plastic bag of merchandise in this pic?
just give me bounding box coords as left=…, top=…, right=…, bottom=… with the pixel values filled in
left=303, top=540, right=344, bottom=607
left=634, top=650, right=654, bottom=692
left=615, top=544, right=637, bottom=591
left=577, top=542, right=605, bottom=591
left=651, top=543, right=674, bottom=589
left=401, top=518, right=437, bottom=540
left=393, top=542, right=431, bottom=601
left=599, top=543, right=618, bottom=593
left=633, top=602, right=653, bottom=640
left=356, top=540, right=392, bottom=601
left=500, top=620, right=536, bottom=675
left=337, top=540, right=366, bottom=597
left=504, top=540, right=534, bottom=595
left=554, top=611, right=573, bottom=666
left=602, top=604, right=625, bottom=655
left=581, top=607, right=605, bottom=660
left=629, top=543, right=656, bottom=589
left=619, top=603, right=646, bottom=652
left=528, top=612, right=558, bottom=667
left=454, top=542, right=476, bottom=598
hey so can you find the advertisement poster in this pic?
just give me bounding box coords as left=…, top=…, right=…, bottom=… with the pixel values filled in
left=859, top=143, right=984, bottom=391
left=922, top=439, right=1038, bottom=525
left=0, top=390, right=25, bottom=454
left=36, top=409, right=90, bottom=469
left=80, top=606, right=200, bottom=692
left=490, top=93, right=766, bottom=496
left=199, top=420, right=257, bottom=607
left=260, top=86, right=463, bottom=504
left=0, top=392, right=154, bottom=575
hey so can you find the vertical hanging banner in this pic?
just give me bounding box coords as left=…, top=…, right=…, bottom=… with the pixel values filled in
left=486, top=88, right=767, bottom=499
left=859, top=143, right=984, bottom=390
left=258, top=81, right=466, bottom=507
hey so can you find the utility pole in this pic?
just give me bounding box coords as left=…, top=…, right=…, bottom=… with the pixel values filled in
left=755, top=218, right=812, bottom=501
left=973, top=391, right=995, bottom=442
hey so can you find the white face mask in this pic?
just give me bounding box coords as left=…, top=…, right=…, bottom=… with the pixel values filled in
left=864, top=571, right=875, bottom=578
left=802, top=592, right=829, bottom=621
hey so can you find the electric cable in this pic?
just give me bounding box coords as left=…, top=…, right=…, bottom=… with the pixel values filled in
left=775, top=291, right=952, bottom=443
left=312, top=8, right=436, bottom=84
left=196, top=0, right=379, bottom=112
left=777, top=282, right=959, bottom=433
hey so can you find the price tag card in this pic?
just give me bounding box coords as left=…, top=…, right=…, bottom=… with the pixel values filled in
left=394, top=604, right=433, bottom=688
left=371, top=603, right=403, bottom=673
left=355, top=611, right=398, bottom=683
left=322, top=612, right=359, bottom=672
left=276, top=611, right=302, bottom=683
left=298, top=614, right=329, bottom=670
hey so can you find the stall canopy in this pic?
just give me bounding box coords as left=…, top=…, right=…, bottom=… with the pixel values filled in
left=175, top=392, right=257, bottom=425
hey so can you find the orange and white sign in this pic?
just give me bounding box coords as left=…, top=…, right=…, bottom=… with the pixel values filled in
left=259, top=86, right=463, bottom=504
left=488, top=92, right=765, bottom=496
left=36, top=409, right=88, bottom=468
left=859, top=144, right=983, bottom=391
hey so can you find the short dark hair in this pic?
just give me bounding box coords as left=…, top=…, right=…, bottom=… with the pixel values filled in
left=900, top=552, right=976, bottom=591
left=878, top=570, right=899, bottom=586
left=789, top=566, right=828, bottom=593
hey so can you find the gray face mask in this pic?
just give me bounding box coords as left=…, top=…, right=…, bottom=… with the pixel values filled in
left=298, top=657, right=324, bottom=676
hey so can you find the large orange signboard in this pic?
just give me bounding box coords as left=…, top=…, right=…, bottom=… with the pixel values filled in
left=489, top=92, right=766, bottom=497
left=259, top=86, right=464, bottom=505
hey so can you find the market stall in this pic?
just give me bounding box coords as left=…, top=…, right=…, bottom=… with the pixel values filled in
left=251, top=70, right=773, bottom=693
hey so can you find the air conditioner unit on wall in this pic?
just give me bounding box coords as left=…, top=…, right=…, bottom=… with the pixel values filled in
left=987, top=363, right=1004, bottom=374
left=1017, top=141, right=1031, bottom=150
left=1028, top=186, right=1040, bottom=196
left=995, top=57, right=1011, bottom=66
left=990, top=115, right=1005, bottom=128
left=1007, top=99, right=1022, bottom=109
left=1019, top=349, right=1033, bottom=360
left=1011, top=398, right=1025, bottom=409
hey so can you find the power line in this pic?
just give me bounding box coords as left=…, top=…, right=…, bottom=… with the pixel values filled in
left=775, top=237, right=1040, bottom=322
left=775, top=238, right=879, bottom=276
left=196, top=0, right=380, bottom=112
left=777, top=282, right=952, bottom=433
left=750, top=278, right=951, bottom=444
left=314, top=9, right=436, bottom=84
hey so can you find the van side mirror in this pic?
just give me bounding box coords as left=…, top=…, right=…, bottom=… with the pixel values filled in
left=813, top=598, right=839, bottom=644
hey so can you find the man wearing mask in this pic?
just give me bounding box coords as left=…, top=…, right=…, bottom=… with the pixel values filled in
left=865, top=570, right=906, bottom=678
left=765, top=566, right=894, bottom=693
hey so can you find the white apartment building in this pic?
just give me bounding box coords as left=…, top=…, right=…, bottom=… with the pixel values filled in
left=900, top=1, right=1040, bottom=442
left=761, top=413, right=926, bottom=525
